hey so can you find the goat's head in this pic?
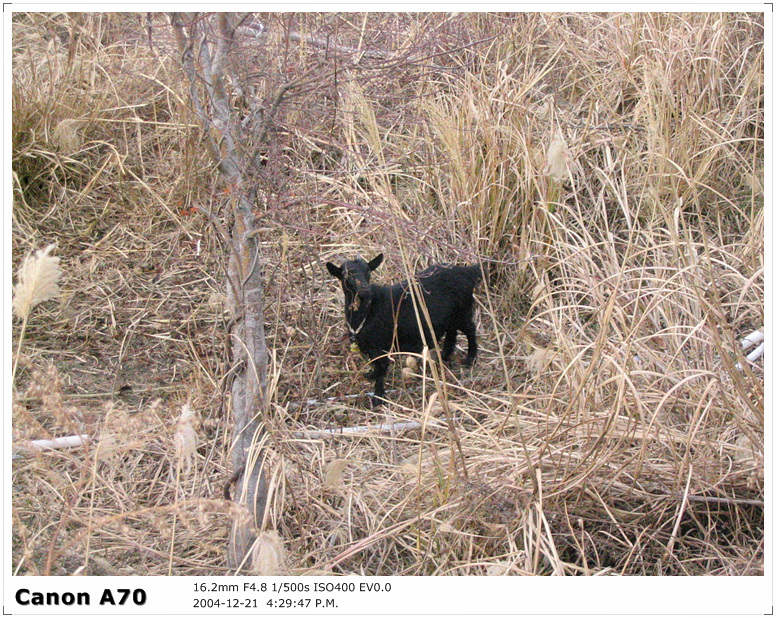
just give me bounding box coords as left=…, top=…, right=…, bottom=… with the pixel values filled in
left=326, top=254, right=384, bottom=311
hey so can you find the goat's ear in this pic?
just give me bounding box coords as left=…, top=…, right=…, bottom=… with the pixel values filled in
left=368, top=253, right=384, bottom=271
left=326, top=262, right=343, bottom=280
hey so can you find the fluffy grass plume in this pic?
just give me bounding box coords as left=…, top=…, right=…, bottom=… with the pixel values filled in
left=250, top=530, right=287, bottom=575
left=12, top=243, right=61, bottom=322
left=174, top=403, right=199, bottom=473
left=12, top=244, right=62, bottom=382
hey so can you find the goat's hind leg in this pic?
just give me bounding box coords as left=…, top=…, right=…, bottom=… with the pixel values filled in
left=460, top=314, right=478, bottom=367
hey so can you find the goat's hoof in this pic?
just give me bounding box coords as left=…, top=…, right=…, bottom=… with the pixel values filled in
left=371, top=395, right=387, bottom=408
left=462, top=357, right=476, bottom=368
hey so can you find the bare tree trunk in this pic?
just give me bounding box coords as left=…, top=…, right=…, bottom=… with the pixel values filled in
left=169, top=12, right=269, bottom=570
left=225, top=194, right=270, bottom=569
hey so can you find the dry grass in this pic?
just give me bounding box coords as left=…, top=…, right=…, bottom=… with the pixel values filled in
left=11, top=11, right=763, bottom=576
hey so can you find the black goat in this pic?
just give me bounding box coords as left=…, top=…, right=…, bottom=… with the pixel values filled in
left=326, top=253, right=482, bottom=406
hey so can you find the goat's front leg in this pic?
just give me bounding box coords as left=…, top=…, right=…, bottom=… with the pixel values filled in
left=441, top=329, right=458, bottom=363
left=368, top=355, right=390, bottom=407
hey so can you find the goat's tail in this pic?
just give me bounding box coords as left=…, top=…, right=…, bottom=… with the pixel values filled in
left=457, top=263, right=485, bottom=291
left=475, top=264, right=485, bottom=283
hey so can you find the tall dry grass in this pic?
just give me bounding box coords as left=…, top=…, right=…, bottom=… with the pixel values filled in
left=11, top=12, right=763, bottom=576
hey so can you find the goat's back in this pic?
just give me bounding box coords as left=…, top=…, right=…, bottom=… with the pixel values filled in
left=413, top=263, right=482, bottom=300
left=380, top=263, right=481, bottom=324
left=418, top=263, right=481, bottom=284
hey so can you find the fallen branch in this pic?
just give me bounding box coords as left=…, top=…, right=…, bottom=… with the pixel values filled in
left=288, top=31, right=390, bottom=59
left=291, top=421, right=429, bottom=439
left=12, top=434, right=90, bottom=459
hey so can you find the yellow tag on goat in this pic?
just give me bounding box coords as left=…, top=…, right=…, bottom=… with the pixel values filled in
left=350, top=342, right=361, bottom=353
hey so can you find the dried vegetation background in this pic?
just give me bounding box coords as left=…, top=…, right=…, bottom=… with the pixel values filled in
left=11, top=12, right=763, bottom=575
